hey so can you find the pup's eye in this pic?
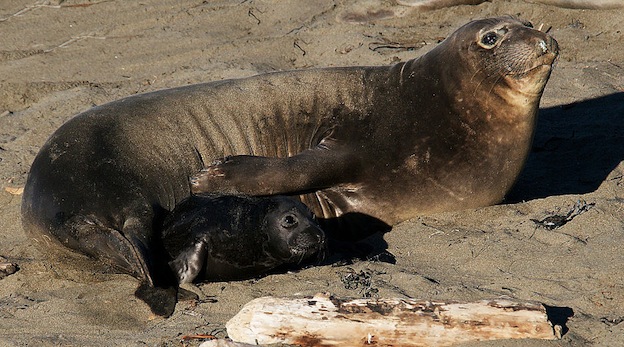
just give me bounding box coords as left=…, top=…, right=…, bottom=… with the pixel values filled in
left=281, top=214, right=299, bottom=229
left=481, top=32, right=498, bottom=47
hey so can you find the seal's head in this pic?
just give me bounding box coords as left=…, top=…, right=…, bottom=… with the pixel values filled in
left=432, top=16, right=559, bottom=108
left=472, top=17, right=558, bottom=94
left=263, top=196, right=326, bottom=263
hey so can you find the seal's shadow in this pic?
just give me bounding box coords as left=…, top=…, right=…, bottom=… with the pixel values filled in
left=318, top=213, right=394, bottom=266
left=506, top=92, right=624, bottom=203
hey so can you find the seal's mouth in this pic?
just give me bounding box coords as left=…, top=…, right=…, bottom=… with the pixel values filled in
left=288, top=228, right=327, bottom=264
left=504, top=60, right=557, bottom=97
left=509, top=33, right=559, bottom=78
left=508, top=61, right=555, bottom=79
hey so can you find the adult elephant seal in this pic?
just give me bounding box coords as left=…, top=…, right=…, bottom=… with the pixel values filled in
left=190, top=16, right=558, bottom=225
left=21, top=16, right=557, bottom=316
left=162, top=194, right=325, bottom=284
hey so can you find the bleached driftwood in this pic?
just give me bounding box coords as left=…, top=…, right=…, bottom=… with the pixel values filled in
left=226, top=293, right=561, bottom=347
left=199, top=340, right=256, bottom=347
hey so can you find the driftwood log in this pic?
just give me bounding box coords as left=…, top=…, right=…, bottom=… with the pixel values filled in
left=223, top=293, right=561, bottom=346
left=200, top=340, right=255, bottom=347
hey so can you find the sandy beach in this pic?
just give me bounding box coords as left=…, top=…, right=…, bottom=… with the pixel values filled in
left=1, top=0, right=623, bottom=345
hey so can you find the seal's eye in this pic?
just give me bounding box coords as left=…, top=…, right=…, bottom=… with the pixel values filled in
left=280, top=214, right=299, bottom=229
left=480, top=32, right=498, bottom=47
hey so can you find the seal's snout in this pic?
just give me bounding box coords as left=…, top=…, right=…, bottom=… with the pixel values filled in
left=287, top=222, right=326, bottom=262
left=537, top=36, right=559, bottom=58
left=292, top=224, right=326, bottom=250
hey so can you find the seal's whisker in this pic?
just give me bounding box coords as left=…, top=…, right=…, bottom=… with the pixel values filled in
left=473, top=71, right=500, bottom=99
left=488, top=74, right=504, bottom=95
left=470, top=66, right=490, bottom=97
left=469, top=66, right=484, bottom=83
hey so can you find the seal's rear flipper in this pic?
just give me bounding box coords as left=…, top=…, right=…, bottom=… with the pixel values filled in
left=65, top=215, right=152, bottom=281
left=67, top=215, right=180, bottom=317
left=123, top=219, right=186, bottom=317
left=134, top=282, right=178, bottom=317
left=134, top=283, right=198, bottom=317
left=177, top=287, right=200, bottom=301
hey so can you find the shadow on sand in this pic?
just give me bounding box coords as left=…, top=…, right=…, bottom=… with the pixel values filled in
left=507, top=92, right=624, bottom=203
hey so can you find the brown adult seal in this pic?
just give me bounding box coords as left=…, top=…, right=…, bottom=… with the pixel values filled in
left=21, top=16, right=556, bottom=316
left=191, top=16, right=559, bottom=227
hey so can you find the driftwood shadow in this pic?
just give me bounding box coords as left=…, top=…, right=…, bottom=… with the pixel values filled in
left=507, top=92, right=624, bottom=203
left=544, top=304, right=574, bottom=336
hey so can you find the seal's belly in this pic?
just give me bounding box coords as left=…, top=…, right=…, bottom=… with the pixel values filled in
left=304, top=166, right=509, bottom=227
left=302, top=184, right=401, bottom=225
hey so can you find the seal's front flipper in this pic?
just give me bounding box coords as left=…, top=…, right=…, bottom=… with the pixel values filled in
left=190, top=149, right=360, bottom=195
left=134, top=282, right=177, bottom=317
left=168, top=239, right=209, bottom=284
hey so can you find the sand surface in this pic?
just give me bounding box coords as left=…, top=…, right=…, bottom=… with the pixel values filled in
left=1, top=0, right=623, bottom=346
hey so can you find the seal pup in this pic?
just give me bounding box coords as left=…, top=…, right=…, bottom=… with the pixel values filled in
left=191, top=16, right=559, bottom=228
left=161, top=194, right=325, bottom=284
left=21, top=16, right=556, bottom=316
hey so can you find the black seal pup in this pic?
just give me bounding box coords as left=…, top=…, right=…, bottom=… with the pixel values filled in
left=162, top=194, right=325, bottom=284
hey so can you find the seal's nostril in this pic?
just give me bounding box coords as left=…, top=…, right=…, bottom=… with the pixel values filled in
left=317, top=232, right=325, bottom=244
